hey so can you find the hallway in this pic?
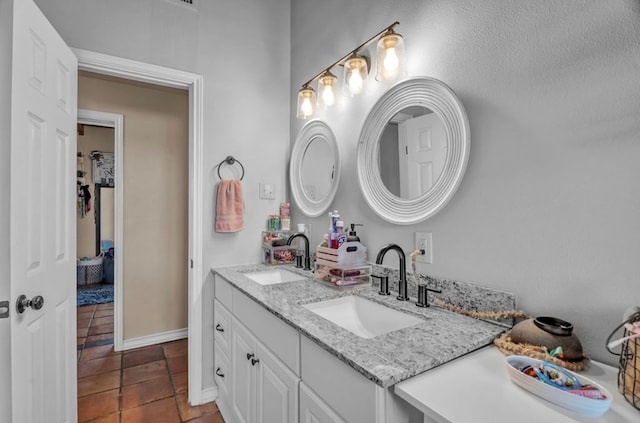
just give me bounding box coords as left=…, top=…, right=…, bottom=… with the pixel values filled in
left=77, top=303, right=224, bottom=422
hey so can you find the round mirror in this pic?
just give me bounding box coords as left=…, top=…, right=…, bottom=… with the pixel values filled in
left=357, top=77, right=470, bottom=224
left=290, top=120, right=341, bottom=217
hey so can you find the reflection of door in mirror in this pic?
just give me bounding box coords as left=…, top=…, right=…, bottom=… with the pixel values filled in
left=399, top=113, right=446, bottom=198
left=380, top=107, right=447, bottom=199
left=301, top=137, right=335, bottom=201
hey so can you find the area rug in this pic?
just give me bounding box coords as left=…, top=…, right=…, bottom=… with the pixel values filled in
left=77, top=283, right=113, bottom=307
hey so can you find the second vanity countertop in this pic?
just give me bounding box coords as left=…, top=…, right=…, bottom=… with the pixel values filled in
left=212, top=263, right=508, bottom=388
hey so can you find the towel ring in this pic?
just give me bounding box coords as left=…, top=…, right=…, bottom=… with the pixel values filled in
left=217, top=156, right=245, bottom=181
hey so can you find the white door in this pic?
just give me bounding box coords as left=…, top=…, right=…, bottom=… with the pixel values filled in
left=10, top=0, right=78, bottom=422
left=399, top=113, right=447, bottom=198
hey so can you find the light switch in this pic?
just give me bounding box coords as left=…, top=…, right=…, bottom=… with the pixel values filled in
left=259, top=183, right=275, bottom=199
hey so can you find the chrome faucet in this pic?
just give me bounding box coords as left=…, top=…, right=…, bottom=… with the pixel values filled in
left=375, top=244, right=409, bottom=301
left=287, top=232, right=312, bottom=271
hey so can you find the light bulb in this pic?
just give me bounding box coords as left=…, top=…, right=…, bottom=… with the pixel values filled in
left=348, top=70, right=364, bottom=95
left=321, top=84, right=335, bottom=106
left=383, top=47, right=399, bottom=77
left=301, top=96, right=313, bottom=117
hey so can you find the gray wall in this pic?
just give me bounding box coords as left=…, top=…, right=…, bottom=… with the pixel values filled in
left=290, top=0, right=640, bottom=365
left=33, top=0, right=291, bottom=392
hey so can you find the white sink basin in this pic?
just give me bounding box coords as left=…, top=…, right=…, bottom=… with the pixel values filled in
left=303, top=296, right=424, bottom=338
left=244, top=268, right=307, bottom=285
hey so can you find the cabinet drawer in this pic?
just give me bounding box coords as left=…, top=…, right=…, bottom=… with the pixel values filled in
left=214, top=345, right=231, bottom=405
left=233, top=289, right=300, bottom=375
left=301, top=336, right=376, bottom=423
left=214, top=274, right=233, bottom=309
left=214, top=299, right=232, bottom=355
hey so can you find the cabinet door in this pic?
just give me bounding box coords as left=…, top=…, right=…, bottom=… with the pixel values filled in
left=299, top=382, right=347, bottom=423
left=231, top=320, right=255, bottom=423
left=255, top=342, right=299, bottom=423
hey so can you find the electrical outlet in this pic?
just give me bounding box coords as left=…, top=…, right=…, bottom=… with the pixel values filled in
left=414, top=232, right=433, bottom=264
left=259, top=183, right=275, bottom=199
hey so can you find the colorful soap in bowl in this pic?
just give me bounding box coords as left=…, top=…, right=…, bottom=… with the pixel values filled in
left=505, top=355, right=612, bottom=417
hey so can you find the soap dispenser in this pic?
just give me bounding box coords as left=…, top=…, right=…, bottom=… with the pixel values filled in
left=348, top=223, right=363, bottom=242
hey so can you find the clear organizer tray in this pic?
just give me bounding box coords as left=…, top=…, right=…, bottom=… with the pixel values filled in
left=262, top=231, right=296, bottom=265
left=314, top=263, right=371, bottom=288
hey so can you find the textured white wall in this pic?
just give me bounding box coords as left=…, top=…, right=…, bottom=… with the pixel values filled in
left=291, top=0, right=640, bottom=365
left=34, top=0, right=291, bottom=391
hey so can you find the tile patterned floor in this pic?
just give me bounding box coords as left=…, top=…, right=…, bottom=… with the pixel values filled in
left=77, top=303, right=225, bottom=423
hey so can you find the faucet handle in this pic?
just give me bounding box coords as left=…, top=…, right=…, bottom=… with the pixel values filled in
left=416, top=285, right=442, bottom=308
left=372, top=275, right=390, bottom=296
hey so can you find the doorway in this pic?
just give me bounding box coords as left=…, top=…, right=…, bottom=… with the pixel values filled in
left=76, top=122, right=116, bottom=352
left=74, top=49, right=206, bottom=405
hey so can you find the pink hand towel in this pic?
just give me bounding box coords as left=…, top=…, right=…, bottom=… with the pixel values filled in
left=215, top=179, right=244, bottom=232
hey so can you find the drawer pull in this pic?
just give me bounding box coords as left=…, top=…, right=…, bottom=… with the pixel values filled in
left=215, top=367, right=225, bottom=378
left=246, top=352, right=255, bottom=361
left=251, top=357, right=260, bottom=366
left=215, top=324, right=224, bottom=332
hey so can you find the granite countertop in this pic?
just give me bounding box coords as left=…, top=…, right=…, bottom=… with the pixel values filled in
left=212, top=263, right=508, bottom=388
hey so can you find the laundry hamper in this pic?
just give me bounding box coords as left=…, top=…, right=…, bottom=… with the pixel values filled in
left=76, top=257, right=104, bottom=286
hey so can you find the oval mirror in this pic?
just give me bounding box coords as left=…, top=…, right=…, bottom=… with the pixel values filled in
left=290, top=120, right=341, bottom=217
left=357, top=77, right=470, bottom=224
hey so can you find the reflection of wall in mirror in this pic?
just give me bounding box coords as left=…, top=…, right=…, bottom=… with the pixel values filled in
left=379, top=124, right=401, bottom=196
left=301, top=139, right=334, bottom=201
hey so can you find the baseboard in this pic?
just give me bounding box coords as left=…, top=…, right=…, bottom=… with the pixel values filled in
left=199, top=386, right=218, bottom=404
left=121, top=328, right=188, bottom=351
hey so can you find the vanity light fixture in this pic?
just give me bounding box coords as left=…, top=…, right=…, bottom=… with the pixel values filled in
left=296, top=84, right=316, bottom=119
left=317, top=70, right=338, bottom=109
left=342, top=54, right=369, bottom=97
left=376, top=28, right=406, bottom=81
left=296, top=21, right=405, bottom=119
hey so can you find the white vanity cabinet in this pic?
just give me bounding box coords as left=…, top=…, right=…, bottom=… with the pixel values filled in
left=214, top=274, right=300, bottom=423
left=213, top=271, right=421, bottom=423
left=231, top=318, right=299, bottom=423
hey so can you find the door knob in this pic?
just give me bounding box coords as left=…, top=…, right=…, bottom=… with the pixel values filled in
left=16, top=295, right=44, bottom=314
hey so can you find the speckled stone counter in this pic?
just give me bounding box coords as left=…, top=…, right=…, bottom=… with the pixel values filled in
left=212, top=263, right=510, bottom=388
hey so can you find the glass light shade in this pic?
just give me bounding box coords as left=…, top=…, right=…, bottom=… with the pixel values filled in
left=296, top=86, right=316, bottom=119
left=342, top=55, right=368, bottom=97
left=317, top=71, right=338, bottom=109
left=376, top=32, right=406, bottom=81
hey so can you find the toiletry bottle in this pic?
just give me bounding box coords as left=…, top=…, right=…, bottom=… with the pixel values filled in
left=348, top=223, right=363, bottom=242
left=328, top=210, right=340, bottom=248
left=329, top=210, right=340, bottom=232
left=336, top=221, right=347, bottom=248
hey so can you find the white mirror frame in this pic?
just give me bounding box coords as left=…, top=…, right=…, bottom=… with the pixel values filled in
left=290, top=120, right=341, bottom=217
left=357, top=77, right=470, bottom=224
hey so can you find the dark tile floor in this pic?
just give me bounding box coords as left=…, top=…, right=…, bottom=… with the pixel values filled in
left=77, top=303, right=225, bottom=423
